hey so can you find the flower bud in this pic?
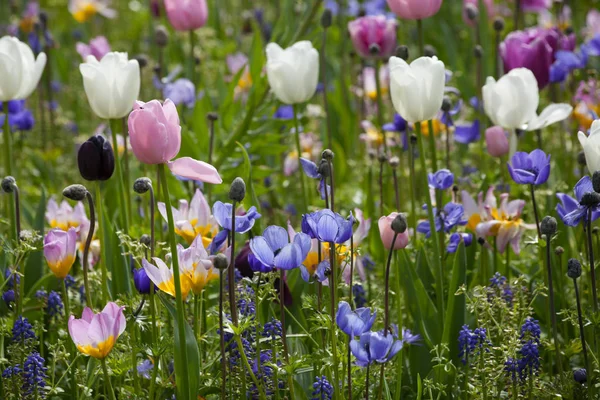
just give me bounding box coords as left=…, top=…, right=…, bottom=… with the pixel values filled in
left=593, top=171, right=600, bottom=193
left=441, top=97, right=451, bottom=112
left=410, top=134, right=417, bottom=145
left=214, top=253, right=229, bottom=270
left=133, top=267, right=153, bottom=294
left=577, top=151, right=587, bottom=166
left=554, top=246, right=564, bottom=255
left=493, top=17, right=504, bottom=32
left=77, top=135, right=115, bottom=181
left=317, top=159, right=330, bottom=178
left=133, top=54, right=148, bottom=69
left=395, top=45, right=409, bottom=60
left=388, top=156, right=400, bottom=168
left=540, top=216, right=557, bottom=237
left=424, top=45, right=436, bottom=57
left=155, top=25, right=169, bottom=47
left=207, top=112, right=219, bottom=121
left=322, top=149, right=334, bottom=160
left=474, top=45, right=483, bottom=59
left=140, top=234, right=151, bottom=246
left=229, top=177, right=246, bottom=202
left=377, top=152, right=388, bottom=163
left=321, top=9, right=332, bottom=28
left=63, top=184, right=88, bottom=201
left=567, top=258, right=582, bottom=279
left=465, top=4, right=478, bottom=21
left=477, top=237, right=485, bottom=245
left=133, top=177, right=152, bottom=194
left=391, top=213, right=407, bottom=234
left=1, top=176, right=16, bottom=193
left=573, top=368, right=587, bottom=384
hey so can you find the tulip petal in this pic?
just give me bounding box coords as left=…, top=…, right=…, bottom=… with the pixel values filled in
left=526, top=103, right=573, bottom=131
left=167, top=157, right=223, bottom=184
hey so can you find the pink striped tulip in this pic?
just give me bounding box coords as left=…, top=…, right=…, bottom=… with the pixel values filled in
left=164, top=0, right=208, bottom=31
left=43, top=228, right=78, bottom=278
left=68, top=302, right=126, bottom=359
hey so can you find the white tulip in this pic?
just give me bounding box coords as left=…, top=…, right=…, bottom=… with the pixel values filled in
left=483, top=68, right=572, bottom=131
left=578, top=119, right=600, bottom=174
left=265, top=41, right=319, bottom=105
left=80, top=52, right=140, bottom=119
left=388, top=56, right=446, bottom=123
left=0, top=36, right=47, bottom=101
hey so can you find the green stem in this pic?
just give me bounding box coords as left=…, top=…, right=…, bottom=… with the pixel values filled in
left=189, top=29, right=196, bottom=83
left=95, top=183, right=110, bottom=304
left=101, top=358, right=117, bottom=400
left=415, top=122, right=445, bottom=324
left=3, top=101, right=16, bottom=244
left=427, top=120, right=438, bottom=172
left=130, top=320, right=139, bottom=393
left=329, top=242, right=340, bottom=400
left=234, top=335, right=266, bottom=399
left=417, top=19, right=424, bottom=56
left=480, top=349, right=488, bottom=400
left=374, top=59, right=387, bottom=153
left=109, top=118, right=130, bottom=232
left=408, top=134, right=417, bottom=243
left=157, top=163, right=190, bottom=398
left=121, top=118, right=133, bottom=223
left=292, top=104, right=308, bottom=209
left=62, top=279, right=78, bottom=399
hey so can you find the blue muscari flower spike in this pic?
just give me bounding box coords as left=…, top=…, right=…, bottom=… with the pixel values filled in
left=2, top=364, right=21, bottom=378
left=446, top=232, right=472, bottom=253
left=208, top=202, right=262, bottom=254
left=64, top=275, right=76, bottom=289
left=249, top=226, right=311, bottom=271
left=13, top=316, right=36, bottom=343
left=518, top=340, right=540, bottom=380
left=520, top=318, right=541, bottom=345
left=507, top=149, right=551, bottom=186
left=417, top=202, right=466, bottom=238
left=350, top=331, right=403, bottom=367
left=311, top=375, right=334, bottom=400
left=35, top=290, right=47, bottom=300
left=262, top=318, right=282, bottom=340
left=22, top=352, right=48, bottom=398
left=3, top=290, right=15, bottom=305
left=4, top=268, right=20, bottom=288
left=302, top=209, right=354, bottom=244
left=336, top=301, right=376, bottom=337
left=505, top=357, right=519, bottom=383
left=557, top=175, right=600, bottom=227
left=46, top=291, right=64, bottom=317
left=428, top=169, right=454, bottom=190
left=353, top=284, right=367, bottom=308
left=458, top=325, right=489, bottom=365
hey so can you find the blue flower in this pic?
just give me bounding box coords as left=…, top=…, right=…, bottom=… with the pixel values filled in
left=458, top=325, right=489, bottom=365
left=302, top=209, right=354, bottom=244
left=383, top=114, right=409, bottom=150
left=133, top=267, right=154, bottom=294
left=2, top=365, right=21, bottom=378
left=273, top=105, right=293, bottom=120
left=248, top=252, right=273, bottom=273
left=446, top=233, right=472, bottom=253
left=417, top=202, right=466, bottom=238
left=507, top=149, right=551, bottom=185
left=208, top=202, right=262, bottom=254
left=163, top=78, right=196, bottom=109
left=46, top=291, right=63, bottom=317
left=22, top=352, right=47, bottom=398
left=13, top=316, right=36, bottom=343
left=2, top=290, right=15, bottom=305
left=505, top=357, right=519, bottom=383
left=562, top=176, right=600, bottom=226
left=250, top=226, right=311, bottom=270
left=311, top=375, right=334, bottom=400
left=550, top=50, right=587, bottom=83
left=299, top=158, right=330, bottom=200
left=262, top=318, right=282, bottom=339
left=428, top=169, right=454, bottom=190
left=0, top=100, right=35, bottom=132
left=518, top=340, right=540, bottom=379
left=335, top=301, right=376, bottom=337
left=301, top=260, right=331, bottom=283
left=350, top=331, right=403, bottom=367
left=353, top=284, right=367, bottom=308
left=137, top=360, right=153, bottom=379
left=401, top=328, right=422, bottom=346
left=520, top=318, right=541, bottom=345
left=454, top=120, right=481, bottom=144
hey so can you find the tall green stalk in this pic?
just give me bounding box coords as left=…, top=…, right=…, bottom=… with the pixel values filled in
left=95, top=183, right=110, bottom=304
left=157, top=163, right=190, bottom=398
left=3, top=102, right=16, bottom=244
left=292, top=104, right=308, bottom=209
left=109, top=119, right=130, bottom=231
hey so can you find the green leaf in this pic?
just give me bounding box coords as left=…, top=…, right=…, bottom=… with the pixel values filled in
left=23, top=188, right=46, bottom=292
left=158, top=294, right=201, bottom=399
left=442, top=243, right=467, bottom=367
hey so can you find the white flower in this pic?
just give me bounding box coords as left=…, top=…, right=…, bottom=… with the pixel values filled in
left=0, top=36, right=46, bottom=101
left=388, top=55, right=445, bottom=123
left=265, top=41, right=319, bottom=105
left=483, top=68, right=572, bottom=131
left=79, top=52, right=140, bottom=119
left=578, top=119, right=600, bottom=174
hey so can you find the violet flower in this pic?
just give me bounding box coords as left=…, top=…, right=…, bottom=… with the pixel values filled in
left=507, top=149, right=551, bottom=185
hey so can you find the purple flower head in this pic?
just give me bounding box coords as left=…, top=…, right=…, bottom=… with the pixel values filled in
left=3, top=290, right=15, bottom=305
left=520, top=318, right=541, bottom=344
left=0, top=100, right=35, bottom=132
left=417, top=202, right=466, bottom=238
left=550, top=50, right=588, bottom=83
left=299, top=158, right=331, bottom=200
left=428, top=169, right=454, bottom=190
left=248, top=252, right=274, bottom=273
left=249, top=226, right=311, bottom=270
left=133, top=267, right=154, bottom=294
left=561, top=176, right=600, bottom=226
left=137, top=360, right=153, bottom=379
left=312, top=375, right=334, bottom=400
left=301, top=209, right=354, bottom=244
left=521, top=0, right=551, bottom=12
left=401, top=328, right=422, bottom=346
left=458, top=325, right=489, bottom=365
left=163, top=78, right=196, bottom=109
left=350, top=331, right=403, bottom=367
left=273, top=105, right=293, bottom=120
left=46, top=291, right=64, bottom=317
left=22, top=352, right=47, bottom=399
left=213, top=202, right=261, bottom=234
left=507, top=149, right=551, bottom=185
left=454, top=120, right=481, bottom=144
left=446, top=232, right=473, bottom=253
left=13, top=316, right=36, bottom=343
left=336, top=301, right=376, bottom=337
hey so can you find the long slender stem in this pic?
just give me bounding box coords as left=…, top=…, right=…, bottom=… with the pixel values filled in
left=62, top=279, right=77, bottom=399
left=545, top=234, right=562, bottom=374
left=417, top=19, right=424, bottom=56
left=392, top=168, right=400, bottom=211
left=374, top=59, right=386, bottom=154
left=207, top=114, right=217, bottom=205
left=408, top=137, right=417, bottom=243
left=587, top=208, right=598, bottom=311
left=229, top=202, right=238, bottom=326
left=327, top=158, right=336, bottom=212
left=279, top=269, right=295, bottom=399
left=157, top=163, right=190, bottom=398
left=329, top=242, right=340, bottom=400
left=101, top=358, right=117, bottom=400
left=234, top=335, right=266, bottom=399
left=365, top=364, right=370, bottom=400
left=82, top=191, right=95, bottom=307
left=427, top=120, right=438, bottom=172
left=95, top=183, right=110, bottom=304
left=109, top=119, right=130, bottom=231
left=292, top=104, right=308, bottom=209
left=189, top=29, right=196, bottom=83
left=529, top=185, right=542, bottom=239
left=321, top=22, right=333, bottom=150
left=121, top=118, right=133, bottom=222
left=219, top=268, right=226, bottom=400
left=379, top=159, right=385, bottom=216
left=573, top=279, right=589, bottom=373
left=3, top=101, right=12, bottom=176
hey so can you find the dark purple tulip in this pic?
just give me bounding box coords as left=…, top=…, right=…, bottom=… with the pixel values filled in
left=77, top=135, right=115, bottom=181
left=507, top=149, right=551, bottom=185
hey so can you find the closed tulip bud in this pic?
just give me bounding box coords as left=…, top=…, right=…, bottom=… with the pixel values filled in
left=155, top=26, right=169, bottom=47
left=44, top=228, right=78, bottom=278
left=80, top=52, right=140, bottom=119
left=63, top=184, right=88, bottom=201
left=0, top=36, right=47, bottom=101
left=77, top=135, right=115, bottom=181
left=389, top=55, right=445, bottom=122
left=540, top=216, right=557, bottom=237
left=567, top=258, right=582, bottom=279
left=133, top=177, right=152, bottom=194
left=386, top=0, right=442, bottom=20
left=1, top=176, right=16, bottom=193
left=321, top=9, right=332, bottom=28
left=164, top=0, right=208, bottom=31
left=485, top=126, right=510, bottom=157
left=128, top=100, right=181, bottom=164
left=214, top=253, right=229, bottom=270
left=229, top=177, right=246, bottom=202
left=378, top=212, right=410, bottom=250
left=266, top=41, right=319, bottom=105
left=395, top=45, right=409, bottom=60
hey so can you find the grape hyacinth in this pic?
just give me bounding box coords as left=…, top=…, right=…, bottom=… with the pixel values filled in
left=46, top=291, right=64, bottom=317
left=12, top=316, right=36, bottom=343
left=311, top=375, right=334, bottom=400
left=458, top=325, right=489, bottom=365
left=22, top=352, right=48, bottom=398
left=352, top=283, right=367, bottom=308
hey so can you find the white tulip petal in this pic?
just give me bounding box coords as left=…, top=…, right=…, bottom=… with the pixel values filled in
left=525, top=103, right=573, bottom=131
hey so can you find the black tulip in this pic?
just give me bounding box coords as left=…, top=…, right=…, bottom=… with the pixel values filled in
left=77, top=135, right=115, bottom=181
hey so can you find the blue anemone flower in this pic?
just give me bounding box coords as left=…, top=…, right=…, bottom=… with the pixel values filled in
left=301, top=209, right=354, bottom=244
left=208, top=202, right=262, bottom=254
left=428, top=169, right=454, bottom=190
left=507, top=149, right=551, bottom=185
left=335, top=301, right=376, bottom=337
left=446, top=232, right=473, bottom=253
left=299, top=158, right=330, bottom=200
left=561, top=176, right=600, bottom=226
left=454, top=120, right=481, bottom=144
left=249, top=226, right=311, bottom=270
left=417, top=202, right=466, bottom=238
left=350, top=331, right=403, bottom=367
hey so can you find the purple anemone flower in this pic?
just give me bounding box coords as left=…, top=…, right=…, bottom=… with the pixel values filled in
left=249, top=226, right=311, bottom=270
left=208, top=202, right=261, bottom=254
left=446, top=232, right=473, bottom=253
left=336, top=301, right=376, bottom=337
left=350, top=331, right=403, bottom=367
left=299, top=158, right=330, bottom=200
left=559, top=176, right=600, bottom=226
left=417, top=203, right=466, bottom=238
left=507, top=149, right=551, bottom=185
left=454, top=120, right=481, bottom=144
left=301, top=209, right=354, bottom=244
left=428, top=169, right=454, bottom=190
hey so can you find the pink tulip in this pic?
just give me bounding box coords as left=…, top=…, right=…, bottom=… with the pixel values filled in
left=76, top=36, right=111, bottom=61
left=348, top=16, right=397, bottom=59
left=43, top=227, right=78, bottom=278
left=378, top=213, right=410, bottom=250
left=164, top=0, right=208, bottom=31
left=386, top=0, right=443, bottom=20
left=485, top=126, right=510, bottom=157
left=128, top=99, right=222, bottom=184
left=68, top=302, right=126, bottom=359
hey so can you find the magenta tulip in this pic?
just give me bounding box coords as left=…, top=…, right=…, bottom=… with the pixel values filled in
left=348, top=16, right=397, bottom=59
left=386, top=0, right=443, bottom=20
left=485, top=126, right=510, bottom=158
left=164, top=0, right=208, bottom=31
left=378, top=213, right=410, bottom=250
